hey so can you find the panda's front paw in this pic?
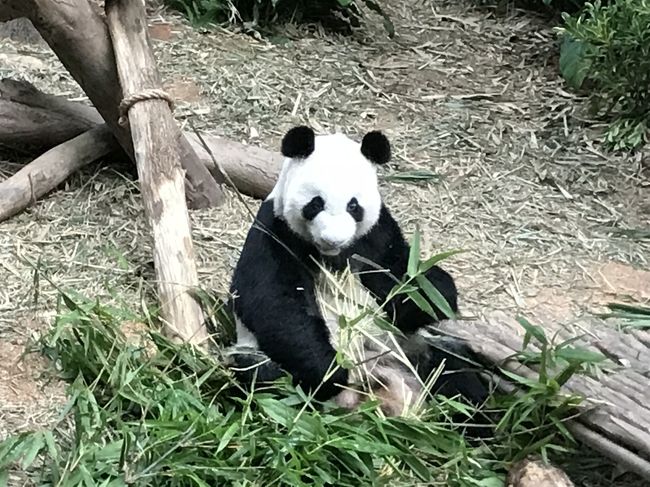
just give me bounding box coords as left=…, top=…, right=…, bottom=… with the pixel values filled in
left=334, top=388, right=364, bottom=410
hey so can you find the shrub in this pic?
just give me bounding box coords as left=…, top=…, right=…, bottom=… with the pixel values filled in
left=557, top=0, right=650, bottom=150
left=163, top=0, right=393, bottom=35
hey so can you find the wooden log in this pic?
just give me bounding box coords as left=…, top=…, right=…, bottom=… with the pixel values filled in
left=186, top=132, right=282, bottom=200
left=0, top=1, right=223, bottom=209
left=0, top=3, right=27, bottom=22
left=438, top=313, right=650, bottom=480
left=0, top=78, right=103, bottom=150
left=0, top=79, right=283, bottom=206
left=0, top=110, right=282, bottom=223
left=0, top=125, right=119, bottom=222
left=0, top=18, right=43, bottom=44
left=105, top=0, right=207, bottom=347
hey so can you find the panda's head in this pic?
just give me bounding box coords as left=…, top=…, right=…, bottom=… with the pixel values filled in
left=268, top=126, right=391, bottom=256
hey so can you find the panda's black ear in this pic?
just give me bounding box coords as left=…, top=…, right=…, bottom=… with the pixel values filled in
left=361, top=131, right=391, bottom=165
left=281, top=126, right=315, bottom=159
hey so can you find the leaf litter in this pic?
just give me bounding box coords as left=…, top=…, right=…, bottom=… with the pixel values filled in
left=0, top=0, right=648, bottom=484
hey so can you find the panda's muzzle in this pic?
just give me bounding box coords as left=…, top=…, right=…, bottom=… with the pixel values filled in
left=317, top=237, right=348, bottom=256
left=311, top=213, right=356, bottom=255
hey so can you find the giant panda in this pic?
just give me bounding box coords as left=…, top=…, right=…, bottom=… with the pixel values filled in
left=225, top=125, right=489, bottom=418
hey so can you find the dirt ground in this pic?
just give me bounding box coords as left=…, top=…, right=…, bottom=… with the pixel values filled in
left=0, top=0, right=648, bottom=484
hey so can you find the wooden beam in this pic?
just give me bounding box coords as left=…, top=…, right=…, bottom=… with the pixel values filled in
left=105, top=0, right=207, bottom=347
left=0, top=78, right=103, bottom=150
left=437, top=313, right=650, bottom=480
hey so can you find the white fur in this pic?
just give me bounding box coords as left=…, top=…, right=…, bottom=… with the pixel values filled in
left=235, top=317, right=259, bottom=348
left=244, top=131, right=428, bottom=416
left=268, top=133, right=382, bottom=256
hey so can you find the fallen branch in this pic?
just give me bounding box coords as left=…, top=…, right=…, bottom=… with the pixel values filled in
left=0, top=78, right=103, bottom=150
left=0, top=79, right=283, bottom=222
left=0, top=1, right=223, bottom=209
left=106, top=0, right=207, bottom=346
left=0, top=124, right=118, bottom=222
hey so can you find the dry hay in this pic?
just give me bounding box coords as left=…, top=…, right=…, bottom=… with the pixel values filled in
left=0, top=0, right=648, bottom=483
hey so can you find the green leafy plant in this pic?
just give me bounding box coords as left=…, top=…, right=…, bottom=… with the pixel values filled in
left=383, top=229, right=464, bottom=322
left=490, top=317, right=608, bottom=462
left=164, top=0, right=394, bottom=35
left=380, top=170, right=441, bottom=185
left=557, top=0, right=650, bottom=150
left=598, top=302, right=650, bottom=330
left=0, top=244, right=603, bottom=486
left=0, top=292, right=493, bottom=486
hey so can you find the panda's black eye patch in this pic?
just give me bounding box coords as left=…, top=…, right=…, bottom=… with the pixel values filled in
left=347, top=197, right=364, bottom=222
left=302, top=196, right=325, bottom=221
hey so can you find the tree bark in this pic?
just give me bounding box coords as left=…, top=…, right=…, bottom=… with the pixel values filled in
left=186, top=132, right=282, bottom=200
left=105, top=0, right=207, bottom=347
left=0, top=17, right=43, bottom=43
left=0, top=126, right=282, bottom=223
left=0, top=125, right=118, bottom=222
left=0, top=78, right=103, bottom=150
left=0, top=3, right=27, bottom=22
left=0, top=0, right=223, bottom=209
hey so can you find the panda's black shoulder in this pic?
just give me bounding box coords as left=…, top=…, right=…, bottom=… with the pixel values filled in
left=332, top=203, right=408, bottom=272
left=230, top=198, right=317, bottom=294
left=358, top=204, right=406, bottom=254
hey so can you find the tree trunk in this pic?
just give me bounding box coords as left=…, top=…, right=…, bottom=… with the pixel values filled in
left=0, top=125, right=118, bottom=222
left=0, top=0, right=223, bottom=209
left=105, top=0, right=207, bottom=347
left=0, top=78, right=103, bottom=150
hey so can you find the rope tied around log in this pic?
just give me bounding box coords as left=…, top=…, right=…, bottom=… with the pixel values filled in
left=118, top=89, right=175, bottom=126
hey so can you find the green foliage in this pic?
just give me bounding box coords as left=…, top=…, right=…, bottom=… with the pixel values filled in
left=0, top=293, right=491, bottom=486
left=380, top=170, right=441, bottom=184
left=558, top=0, right=650, bottom=150
left=164, top=0, right=393, bottom=35
left=492, top=317, right=607, bottom=461
left=0, top=247, right=606, bottom=485
left=598, top=302, right=650, bottom=330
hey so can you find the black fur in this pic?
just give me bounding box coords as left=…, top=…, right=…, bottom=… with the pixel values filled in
left=229, top=200, right=346, bottom=400
left=229, top=199, right=469, bottom=402
left=301, top=196, right=325, bottom=221
left=361, top=131, right=391, bottom=165
left=329, top=205, right=458, bottom=333
left=346, top=197, right=364, bottom=222
left=281, top=126, right=315, bottom=159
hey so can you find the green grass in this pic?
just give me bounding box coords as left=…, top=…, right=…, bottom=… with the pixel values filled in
left=598, top=302, right=650, bottom=331
left=380, top=170, right=441, bottom=185
left=0, top=245, right=607, bottom=486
